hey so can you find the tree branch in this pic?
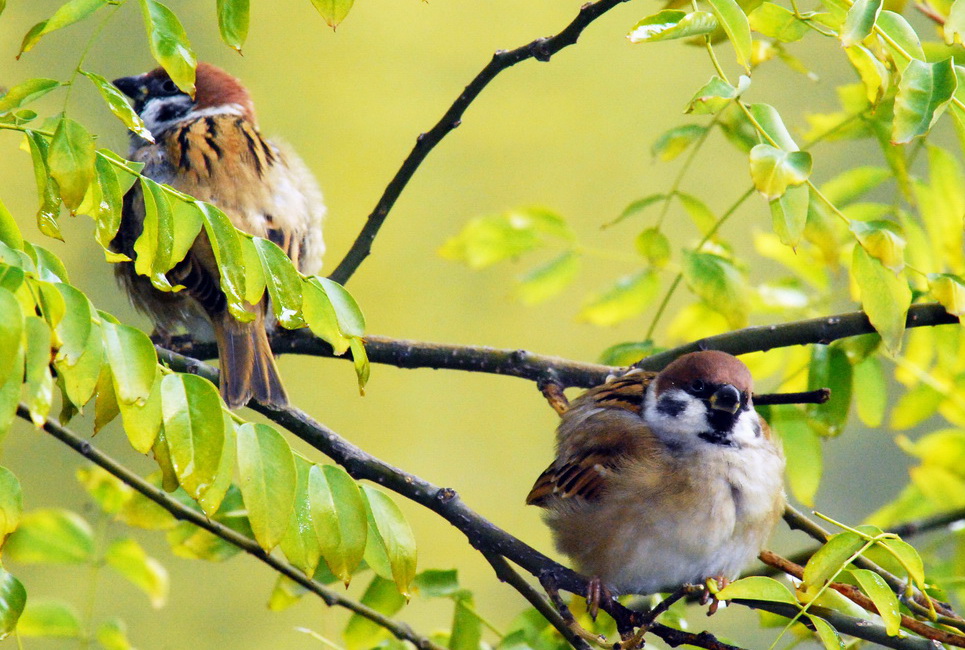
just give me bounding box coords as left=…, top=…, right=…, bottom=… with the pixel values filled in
left=327, top=0, right=632, bottom=285
left=18, top=405, right=444, bottom=650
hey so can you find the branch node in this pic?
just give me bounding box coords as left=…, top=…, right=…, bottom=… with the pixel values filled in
left=530, top=38, right=553, bottom=61
left=435, top=487, right=457, bottom=503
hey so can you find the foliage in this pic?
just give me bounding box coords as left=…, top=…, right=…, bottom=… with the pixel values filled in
left=0, top=0, right=965, bottom=648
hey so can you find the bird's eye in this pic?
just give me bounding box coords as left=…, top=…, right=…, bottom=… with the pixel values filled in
left=689, top=380, right=705, bottom=394
left=161, top=79, right=178, bottom=94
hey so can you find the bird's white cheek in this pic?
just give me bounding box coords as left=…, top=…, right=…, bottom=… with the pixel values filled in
left=730, top=411, right=764, bottom=446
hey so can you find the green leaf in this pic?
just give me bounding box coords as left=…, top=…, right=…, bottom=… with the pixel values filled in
left=852, top=355, right=886, bottom=427
left=840, top=0, right=882, bottom=46
left=515, top=251, right=580, bottom=304
left=626, top=10, right=718, bottom=43
left=302, top=278, right=351, bottom=355
left=23, top=316, right=54, bottom=426
left=749, top=2, right=808, bottom=41
left=686, top=75, right=748, bottom=114
left=678, top=192, right=718, bottom=235
left=749, top=144, right=812, bottom=200
left=0, top=567, right=25, bottom=640
left=770, top=183, right=809, bottom=247
left=413, top=569, right=461, bottom=598
left=92, top=154, right=126, bottom=252
left=439, top=207, right=572, bottom=269
left=890, top=383, right=942, bottom=429
left=609, top=194, right=668, bottom=226
left=17, top=600, right=81, bottom=638
left=25, top=131, right=63, bottom=241
left=96, top=619, right=134, bottom=650
left=682, top=251, right=749, bottom=327
left=0, top=467, right=22, bottom=545
left=0, top=288, right=24, bottom=388
left=878, top=537, right=925, bottom=585
left=216, top=0, right=249, bottom=51
left=749, top=103, right=799, bottom=151
left=0, top=198, right=23, bottom=252
left=851, top=245, right=911, bottom=354
left=769, top=407, right=822, bottom=506
left=0, top=79, right=60, bottom=114
left=280, top=456, right=323, bottom=575
left=254, top=237, right=304, bottom=328
left=807, top=346, right=853, bottom=436
left=917, top=145, right=965, bottom=272
left=310, top=0, right=355, bottom=29
left=237, top=423, right=296, bottom=551
left=892, top=58, right=957, bottom=144
left=239, top=235, right=266, bottom=305
left=77, top=466, right=132, bottom=515
left=849, top=569, right=900, bottom=635
left=635, top=228, right=671, bottom=267
left=344, top=577, right=406, bottom=650
left=597, top=340, right=659, bottom=366
left=806, top=614, right=844, bottom=649
left=118, top=367, right=162, bottom=454
left=5, top=509, right=94, bottom=564
left=716, top=576, right=797, bottom=603
left=450, top=592, right=483, bottom=650
left=929, top=273, right=965, bottom=315
left=133, top=178, right=176, bottom=290
left=361, top=486, right=417, bottom=597
left=876, top=11, right=924, bottom=70
left=81, top=70, right=153, bottom=142
left=161, top=374, right=224, bottom=500
left=196, top=202, right=248, bottom=320
left=138, top=0, right=196, bottom=95
left=800, top=532, right=863, bottom=599
left=49, top=117, right=95, bottom=211
left=309, top=464, right=367, bottom=585
left=197, top=409, right=236, bottom=515
left=18, top=0, right=107, bottom=56
left=820, top=166, right=891, bottom=206
left=105, top=538, right=168, bottom=608
left=101, top=321, right=157, bottom=405
left=51, top=283, right=91, bottom=366
left=313, top=277, right=365, bottom=337
left=350, top=337, right=369, bottom=394
left=651, top=125, right=707, bottom=161
left=706, top=0, right=753, bottom=69
left=850, top=220, right=905, bottom=272
left=577, top=271, right=659, bottom=326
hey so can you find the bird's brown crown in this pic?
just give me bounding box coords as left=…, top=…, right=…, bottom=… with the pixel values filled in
left=653, top=350, right=753, bottom=396
left=143, top=63, right=256, bottom=124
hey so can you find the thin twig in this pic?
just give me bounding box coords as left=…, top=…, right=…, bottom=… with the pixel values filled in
left=18, top=405, right=445, bottom=650
left=328, top=0, right=632, bottom=285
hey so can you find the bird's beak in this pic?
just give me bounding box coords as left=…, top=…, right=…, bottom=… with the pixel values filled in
left=709, top=384, right=742, bottom=414
left=112, top=74, right=146, bottom=100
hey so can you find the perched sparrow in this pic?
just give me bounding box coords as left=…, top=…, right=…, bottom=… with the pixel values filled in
left=111, top=63, right=325, bottom=408
left=527, top=350, right=785, bottom=596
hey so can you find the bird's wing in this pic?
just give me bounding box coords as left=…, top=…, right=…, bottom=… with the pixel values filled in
left=526, top=371, right=657, bottom=506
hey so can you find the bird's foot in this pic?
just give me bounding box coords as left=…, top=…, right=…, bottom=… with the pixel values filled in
left=702, top=576, right=729, bottom=616
left=584, top=576, right=613, bottom=621
left=538, top=570, right=608, bottom=645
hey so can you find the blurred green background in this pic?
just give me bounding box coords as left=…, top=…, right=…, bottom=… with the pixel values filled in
left=0, top=0, right=932, bottom=647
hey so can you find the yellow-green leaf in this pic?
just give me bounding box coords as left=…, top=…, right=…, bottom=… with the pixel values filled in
left=196, top=202, right=248, bottom=320
left=0, top=568, right=25, bottom=640
left=515, top=251, right=580, bottom=304
left=253, top=237, right=304, bottom=328
left=96, top=619, right=134, bottom=650
left=852, top=355, right=886, bottom=427
left=23, top=316, right=54, bottom=426
left=577, top=271, right=659, bottom=326
left=651, top=125, right=707, bottom=161
left=0, top=79, right=60, bottom=114
left=635, top=228, right=671, bottom=267
left=627, top=10, right=718, bottom=43
left=5, top=509, right=94, bottom=564
left=749, top=2, right=808, bottom=42
left=849, top=569, right=900, bottom=635
left=850, top=220, right=905, bottom=272
left=197, top=409, right=236, bottom=515
left=105, top=538, right=169, bottom=608
left=310, top=0, right=354, bottom=29
left=851, top=245, right=911, bottom=353
left=18, top=0, right=107, bottom=56
left=682, top=251, right=750, bottom=328
left=800, top=532, right=863, bottom=599
left=0, top=288, right=24, bottom=388
left=161, top=374, right=224, bottom=500
left=769, top=407, right=822, bottom=506
left=279, top=456, right=323, bottom=575
left=770, top=183, right=809, bottom=247
left=216, top=0, right=249, bottom=51
left=686, top=75, right=748, bottom=114
left=309, top=464, right=367, bottom=585
left=81, top=70, right=153, bottom=142
left=237, top=423, right=296, bottom=551
left=101, top=321, right=157, bottom=405
left=706, top=0, right=752, bottom=68
left=840, top=0, right=882, bottom=46
left=48, top=117, right=95, bottom=211
left=892, top=58, right=957, bottom=144
left=846, top=45, right=889, bottom=105
left=361, top=486, right=417, bottom=597
left=929, top=273, right=965, bottom=316
left=716, top=576, right=797, bottom=603
left=16, top=600, right=80, bottom=638
left=877, top=11, right=924, bottom=70
left=0, top=467, right=22, bottom=545
left=118, top=367, right=162, bottom=453
left=138, top=0, right=196, bottom=95
left=806, top=614, right=844, bottom=649
left=749, top=144, right=812, bottom=200
left=302, top=278, right=351, bottom=355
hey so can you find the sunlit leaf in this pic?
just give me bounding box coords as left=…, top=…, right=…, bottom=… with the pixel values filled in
left=161, top=374, right=224, bottom=500
left=0, top=79, right=60, bottom=114
left=515, top=251, right=580, bottom=304
left=800, top=532, right=863, bottom=600
left=682, top=251, right=749, bottom=327
left=876, top=11, right=924, bottom=70
left=892, top=58, right=957, bottom=144
left=840, top=0, right=882, bottom=46
left=96, top=619, right=134, bottom=650
left=361, top=486, right=417, bottom=596
left=686, top=75, right=748, bottom=114
left=749, top=2, right=808, bottom=41
left=310, top=0, right=354, bottom=29
left=118, top=367, right=162, bottom=454
left=81, top=70, right=153, bottom=142
left=0, top=567, right=25, bottom=640
left=216, top=0, right=249, bottom=51
left=313, top=277, right=365, bottom=338
left=706, top=0, right=752, bottom=69
left=105, top=538, right=169, bottom=608
left=280, top=456, right=322, bottom=575
left=196, top=202, right=248, bottom=320
left=0, top=288, right=24, bottom=388
left=138, top=0, right=196, bottom=94
left=850, top=220, right=905, bottom=272
left=627, top=10, right=718, bottom=43
left=309, top=464, right=367, bottom=585
left=577, top=271, right=659, bottom=326
left=18, top=0, right=107, bottom=56
left=439, top=207, right=572, bottom=269
left=635, top=228, right=671, bottom=267
left=929, top=273, right=965, bottom=316
left=845, top=45, right=889, bottom=105
left=917, top=146, right=965, bottom=272
left=749, top=144, right=812, bottom=200
left=851, top=245, right=911, bottom=354
left=749, top=103, right=799, bottom=151
left=101, top=321, right=157, bottom=405
left=877, top=537, right=925, bottom=585
left=16, top=600, right=80, bottom=638
left=237, top=423, right=296, bottom=551
left=849, top=569, right=900, bottom=635
left=717, top=576, right=797, bottom=603
left=77, top=466, right=132, bottom=516
left=806, top=614, right=843, bottom=649
left=770, top=183, right=809, bottom=247
left=678, top=192, right=718, bottom=235
left=0, top=467, right=22, bottom=546
left=23, top=316, right=54, bottom=425
left=820, top=166, right=890, bottom=206
left=350, top=337, right=369, bottom=394
left=134, top=178, right=175, bottom=290
left=5, top=509, right=94, bottom=564
left=254, top=237, right=304, bottom=329
left=49, top=117, right=95, bottom=211
left=651, top=124, right=707, bottom=161
left=302, top=278, right=351, bottom=355
left=344, top=577, right=406, bottom=650
left=25, top=131, right=63, bottom=240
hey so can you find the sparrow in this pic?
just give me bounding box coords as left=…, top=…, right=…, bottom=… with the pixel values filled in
left=527, top=350, right=785, bottom=597
left=111, top=63, right=325, bottom=408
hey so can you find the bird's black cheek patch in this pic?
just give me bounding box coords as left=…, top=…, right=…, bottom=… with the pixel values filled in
left=657, top=396, right=686, bottom=417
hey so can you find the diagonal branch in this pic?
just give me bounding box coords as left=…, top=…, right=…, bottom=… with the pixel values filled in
left=18, top=404, right=445, bottom=650
left=327, top=0, right=631, bottom=285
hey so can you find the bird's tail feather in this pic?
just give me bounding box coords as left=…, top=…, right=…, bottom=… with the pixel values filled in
left=214, top=309, right=288, bottom=409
